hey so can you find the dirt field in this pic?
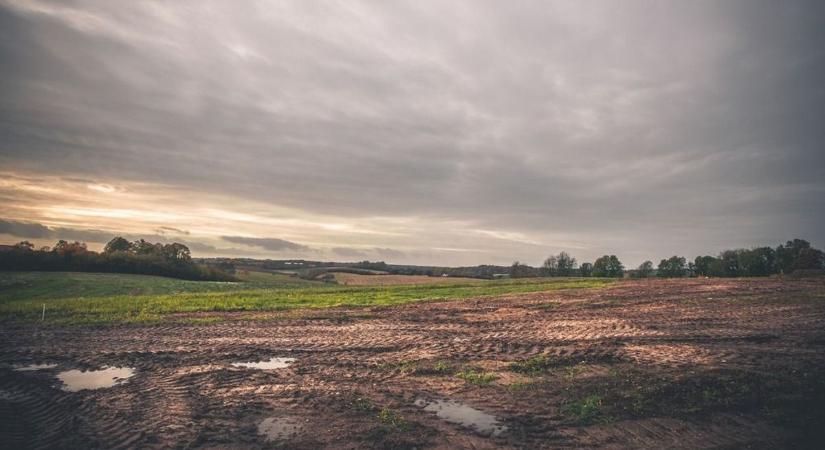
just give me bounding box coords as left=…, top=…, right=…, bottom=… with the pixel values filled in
left=2, top=277, right=824, bottom=449
left=331, top=273, right=480, bottom=286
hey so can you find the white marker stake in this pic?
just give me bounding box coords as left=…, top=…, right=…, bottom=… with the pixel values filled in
left=42, top=304, right=45, bottom=321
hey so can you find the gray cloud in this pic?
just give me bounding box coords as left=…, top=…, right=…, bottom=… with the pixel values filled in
left=331, top=247, right=367, bottom=259
left=1, top=1, right=823, bottom=265
left=0, top=218, right=115, bottom=242
left=221, top=236, right=309, bottom=252
left=0, top=218, right=53, bottom=239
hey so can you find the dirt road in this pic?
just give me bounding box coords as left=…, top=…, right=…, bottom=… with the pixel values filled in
left=2, top=278, right=824, bottom=449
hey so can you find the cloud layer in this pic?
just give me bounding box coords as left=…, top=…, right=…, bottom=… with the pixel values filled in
left=1, top=0, right=823, bottom=265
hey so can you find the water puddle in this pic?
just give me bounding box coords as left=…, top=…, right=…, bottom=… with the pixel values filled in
left=56, top=366, right=135, bottom=392
left=414, top=398, right=507, bottom=437
left=232, top=357, right=295, bottom=370
left=13, top=363, right=58, bottom=372
left=258, top=416, right=302, bottom=441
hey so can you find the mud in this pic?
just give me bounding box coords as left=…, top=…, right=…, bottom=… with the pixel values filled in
left=1, top=277, right=824, bottom=449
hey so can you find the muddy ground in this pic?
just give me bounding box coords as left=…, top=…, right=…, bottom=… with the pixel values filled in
left=2, top=278, right=825, bottom=449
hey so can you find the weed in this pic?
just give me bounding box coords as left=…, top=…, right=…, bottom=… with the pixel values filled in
left=564, top=394, right=603, bottom=424
left=509, top=355, right=552, bottom=374
left=377, top=407, right=408, bottom=431
left=456, top=369, right=497, bottom=385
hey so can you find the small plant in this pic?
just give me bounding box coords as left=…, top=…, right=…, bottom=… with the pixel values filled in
left=377, top=407, right=408, bottom=430
left=433, top=361, right=452, bottom=374
left=564, top=364, right=586, bottom=380
left=456, top=369, right=497, bottom=385
left=564, top=394, right=603, bottom=424
left=353, top=397, right=375, bottom=412
left=508, top=355, right=552, bottom=374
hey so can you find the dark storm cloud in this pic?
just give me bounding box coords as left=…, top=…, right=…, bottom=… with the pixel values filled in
left=1, top=0, right=823, bottom=263
left=0, top=218, right=114, bottom=242
left=221, top=236, right=309, bottom=252
left=0, top=218, right=53, bottom=239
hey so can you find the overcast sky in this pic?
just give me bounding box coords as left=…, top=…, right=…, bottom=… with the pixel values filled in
left=1, top=0, right=823, bottom=266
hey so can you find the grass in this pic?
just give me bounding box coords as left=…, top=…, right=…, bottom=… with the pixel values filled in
left=456, top=368, right=498, bottom=385
left=564, top=394, right=604, bottom=424
left=0, top=271, right=614, bottom=325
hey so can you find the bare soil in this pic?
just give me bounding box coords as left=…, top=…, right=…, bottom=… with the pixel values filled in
left=2, top=277, right=825, bottom=449
left=331, top=273, right=479, bottom=286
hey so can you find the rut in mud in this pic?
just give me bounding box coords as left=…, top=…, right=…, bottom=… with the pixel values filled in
left=1, top=278, right=824, bottom=449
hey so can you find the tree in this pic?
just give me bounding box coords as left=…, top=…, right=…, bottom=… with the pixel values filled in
left=556, top=251, right=577, bottom=276
left=579, top=262, right=593, bottom=277
left=53, top=240, right=87, bottom=256
left=161, top=243, right=191, bottom=261
left=592, top=255, right=624, bottom=278
left=542, top=255, right=558, bottom=276
left=509, top=261, right=532, bottom=278
left=776, top=239, right=823, bottom=273
left=132, top=239, right=162, bottom=256
left=14, top=241, right=34, bottom=251
left=657, top=256, right=686, bottom=277
left=542, top=251, right=578, bottom=277
left=104, top=236, right=131, bottom=254
left=738, top=247, right=776, bottom=276
left=694, top=255, right=715, bottom=277
left=636, top=261, right=654, bottom=278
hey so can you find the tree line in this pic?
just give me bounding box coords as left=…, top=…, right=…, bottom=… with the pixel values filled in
left=510, top=238, right=824, bottom=278
left=0, top=237, right=235, bottom=281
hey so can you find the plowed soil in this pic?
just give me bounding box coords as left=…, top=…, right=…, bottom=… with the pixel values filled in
left=2, top=277, right=825, bottom=449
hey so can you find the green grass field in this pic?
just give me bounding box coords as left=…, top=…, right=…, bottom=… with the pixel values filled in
left=0, top=271, right=614, bottom=325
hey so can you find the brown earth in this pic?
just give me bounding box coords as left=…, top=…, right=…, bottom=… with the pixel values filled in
left=331, top=273, right=480, bottom=286
left=1, top=277, right=825, bottom=449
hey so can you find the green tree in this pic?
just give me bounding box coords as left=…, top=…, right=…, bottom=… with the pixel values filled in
left=592, top=255, right=624, bottom=278
left=579, top=262, right=593, bottom=277
left=657, top=256, right=686, bottom=277
left=694, top=255, right=715, bottom=276
left=636, top=260, right=654, bottom=278
left=104, top=236, right=131, bottom=254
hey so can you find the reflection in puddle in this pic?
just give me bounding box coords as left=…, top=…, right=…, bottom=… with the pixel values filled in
left=14, top=363, right=58, bottom=372
left=232, top=357, right=295, bottom=370
left=258, top=416, right=302, bottom=441
left=57, top=367, right=135, bottom=392
left=415, top=398, right=507, bottom=437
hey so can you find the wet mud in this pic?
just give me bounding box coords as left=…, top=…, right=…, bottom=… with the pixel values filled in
left=1, top=277, right=824, bottom=448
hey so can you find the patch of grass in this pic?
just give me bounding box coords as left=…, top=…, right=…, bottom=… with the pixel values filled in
left=433, top=361, right=452, bottom=374
left=377, top=407, right=408, bottom=431
left=0, top=272, right=613, bottom=325
left=535, top=301, right=561, bottom=309
left=375, top=360, right=418, bottom=374
left=564, top=394, right=604, bottom=424
left=507, top=379, right=547, bottom=392
left=564, top=364, right=587, bottom=380
left=456, top=368, right=498, bottom=385
left=509, top=355, right=552, bottom=374
left=352, top=397, right=376, bottom=413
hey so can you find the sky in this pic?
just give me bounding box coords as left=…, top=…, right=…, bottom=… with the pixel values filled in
left=1, top=0, right=824, bottom=267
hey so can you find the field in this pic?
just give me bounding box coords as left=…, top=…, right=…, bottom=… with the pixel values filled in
left=1, top=274, right=824, bottom=449
left=331, top=272, right=481, bottom=286
left=0, top=271, right=609, bottom=324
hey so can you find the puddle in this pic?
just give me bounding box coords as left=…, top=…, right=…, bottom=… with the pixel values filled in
left=14, top=363, right=58, bottom=372
left=258, top=416, right=302, bottom=441
left=232, top=357, right=295, bottom=370
left=414, top=398, right=507, bottom=437
left=56, top=366, right=135, bottom=392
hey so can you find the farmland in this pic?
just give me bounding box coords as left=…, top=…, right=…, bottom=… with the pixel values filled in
left=0, top=271, right=610, bottom=324
left=1, top=274, right=824, bottom=448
